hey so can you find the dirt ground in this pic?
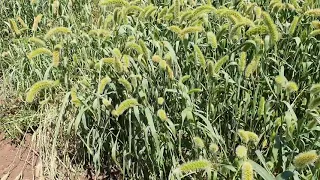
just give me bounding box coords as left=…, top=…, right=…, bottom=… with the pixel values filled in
left=0, top=80, right=94, bottom=180
left=0, top=133, right=38, bottom=180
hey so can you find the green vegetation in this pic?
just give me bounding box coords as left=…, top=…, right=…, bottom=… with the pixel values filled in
left=1, top=0, right=320, bottom=179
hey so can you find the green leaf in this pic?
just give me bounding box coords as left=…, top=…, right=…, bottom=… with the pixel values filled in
left=221, top=164, right=237, bottom=172
left=162, top=41, right=177, bottom=64
left=145, top=107, right=160, bottom=152
left=276, top=171, right=294, bottom=180
left=282, top=101, right=297, bottom=121
left=249, top=160, right=275, bottom=180
left=255, top=150, right=273, bottom=174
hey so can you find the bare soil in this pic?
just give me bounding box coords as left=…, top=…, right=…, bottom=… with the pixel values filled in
left=0, top=133, right=38, bottom=180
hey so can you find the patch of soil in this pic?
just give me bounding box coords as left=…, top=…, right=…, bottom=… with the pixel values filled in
left=0, top=133, right=38, bottom=180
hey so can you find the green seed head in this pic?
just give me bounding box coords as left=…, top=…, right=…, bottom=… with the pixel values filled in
left=118, top=78, right=132, bottom=93
left=152, top=55, right=162, bottom=63
left=159, top=60, right=167, bottom=70
left=207, top=31, right=218, bottom=49
left=71, top=88, right=81, bottom=107
left=275, top=75, right=287, bottom=87
left=52, top=50, right=60, bottom=67
left=258, top=97, right=265, bottom=117
left=166, top=65, right=174, bottom=80
left=194, top=45, right=206, bottom=69
left=236, top=145, right=248, bottom=159
left=102, top=98, right=113, bottom=109
left=44, top=27, right=72, bottom=40
left=26, top=80, right=60, bottom=103
left=193, top=136, right=205, bottom=149
left=207, top=61, right=214, bottom=77
left=242, top=161, right=254, bottom=180
left=98, top=76, right=111, bottom=95
left=315, top=156, right=320, bottom=169
left=157, top=97, right=165, bottom=105
left=310, top=84, right=320, bottom=94
left=209, top=143, right=219, bottom=153
left=247, top=131, right=259, bottom=143
left=32, top=14, right=42, bottom=32
left=261, top=11, right=280, bottom=43
left=293, top=150, right=318, bottom=168
left=238, top=129, right=249, bottom=143
left=157, top=109, right=168, bottom=121
left=112, top=98, right=139, bottom=117
left=28, top=37, right=46, bottom=47
left=239, top=52, right=247, bottom=72
left=175, top=159, right=211, bottom=173
left=312, top=21, right=320, bottom=29
left=286, top=81, right=298, bottom=92
left=304, top=9, right=320, bottom=17
left=27, top=48, right=52, bottom=60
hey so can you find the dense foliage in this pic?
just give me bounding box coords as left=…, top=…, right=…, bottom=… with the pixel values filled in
left=1, top=0, right=320, bottom=179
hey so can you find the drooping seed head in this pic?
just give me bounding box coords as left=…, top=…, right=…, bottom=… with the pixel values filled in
left=304, top=9, right=320, bottom=17
left=246, top=25, right=269, bottom=36
left=192, top=5, right=216, bottom=20
left=175, top=159, right=211, bottom=173
left=28, top=37, right=46, bottom=47
left=247, top=131, right=259, bottom=143
left=27, top=48, right=52, bottom=60
left=312, top=21, right=320, bottom=29
left=44, top=27, right=72, bottom=40
left=125, top=42, right=143, bottom=55
left=180, top=26, right=203, bottom=38
left=262, top=11, right=280, bottom=43
left=275, top=75, right=287, bottom=87
left=152, top=55, right=162, bottom=63
left=99, top=0, right=129, bottom=7
left=54, top=44, right=63, bottom=50
left=247, top=55, right=261, bottom=78
left=98, top=76, right=111, bottom=95
left=118, top=78, right=132, bottom=93
left=26, top=80, right=60, bottom=103
left=310, top=84, right=320, bottom=94
left=88, top=29, right=111, bottom=38
left=112, top=98, right=139, bottom=116
left=238, top=129, right=249, bottom=143
left=286, top=81, right=298, bottom=92
left=179, top=75, right=191, bottom=83
left=310, top=29, right=320, bottom=37
left=207, top=61, right=214, bottom=77
left=293, top=150, right=318, bottom=168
